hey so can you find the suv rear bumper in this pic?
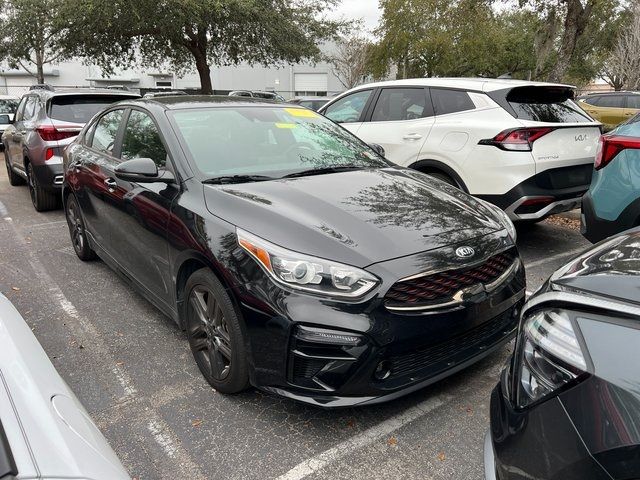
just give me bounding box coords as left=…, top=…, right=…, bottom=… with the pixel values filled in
left=32, top=162, right=63, bottom=191
left=477, top=164, right=592, bottom=221
left=581, top=191, right=640, bottom=243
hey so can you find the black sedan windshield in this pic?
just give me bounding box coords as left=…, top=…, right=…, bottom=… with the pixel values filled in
left=170, top=106, right=387, bottom=178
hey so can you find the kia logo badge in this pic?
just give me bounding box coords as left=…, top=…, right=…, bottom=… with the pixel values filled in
left=456, top=246, right=475, bottom=258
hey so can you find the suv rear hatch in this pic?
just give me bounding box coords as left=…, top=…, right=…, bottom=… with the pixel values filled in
left=488, top=85, right=600, bottom=179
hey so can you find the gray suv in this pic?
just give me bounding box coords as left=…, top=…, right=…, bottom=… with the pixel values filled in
left=2, top=87, right=139, bottom=211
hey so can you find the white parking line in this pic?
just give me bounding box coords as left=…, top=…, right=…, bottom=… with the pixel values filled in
left=525, top=247, right=585, bottom=269
left=276, top=395, right=449, bottom=480
left=147, top=419, right=178, bottom=459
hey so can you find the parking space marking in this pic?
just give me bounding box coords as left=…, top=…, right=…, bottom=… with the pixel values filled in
left=147, top=419, right=179, bottom=459
left=276, top=394, right=449, bottom=480
left=524, top=246, right=585, bottom=269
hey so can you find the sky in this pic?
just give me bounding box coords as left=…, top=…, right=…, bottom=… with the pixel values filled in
left=331, top=0, right=382, bottom=32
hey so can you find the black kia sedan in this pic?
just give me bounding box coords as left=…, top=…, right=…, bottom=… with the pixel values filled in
left=62, top=96, right=525, bottom=407
left=485, top=228, right=640, bottom=479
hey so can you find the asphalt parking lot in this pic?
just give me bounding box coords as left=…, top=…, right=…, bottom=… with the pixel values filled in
left=0, top=167, right=592, bottom=480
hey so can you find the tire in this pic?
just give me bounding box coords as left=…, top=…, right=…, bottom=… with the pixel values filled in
left=4, top=151, right=25, bottom=186
left=185, top=268, right=249, bottom=394
left=27, top=162, right=58, bottom=211
left=65, top=194, right=97, bottom=261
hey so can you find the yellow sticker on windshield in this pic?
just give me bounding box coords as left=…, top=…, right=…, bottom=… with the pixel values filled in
left=275, top=123, right=296, bottom=129
left=284, top=108, right=319, bottom=118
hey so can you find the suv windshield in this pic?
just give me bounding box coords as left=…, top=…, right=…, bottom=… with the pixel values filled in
left=171, top=106, right=388, bottom=178
left=48, top=95, right=132, bottom=123
left=0, top=99, right=18, bottom=114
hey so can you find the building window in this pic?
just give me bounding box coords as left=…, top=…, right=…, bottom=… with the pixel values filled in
left=295, top=91, right=327, bottom=97
left=156, top=80, right=172, bottom=89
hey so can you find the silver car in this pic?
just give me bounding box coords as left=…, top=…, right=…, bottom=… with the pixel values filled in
left=0, top=293, right=129, bottom=479
left=1, top=87, right=139, bottom=211
left=0, top=96, right=19, bottom=145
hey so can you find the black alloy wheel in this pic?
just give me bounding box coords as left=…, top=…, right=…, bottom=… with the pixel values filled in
left=65, top=194, right=96, bottom=261
left=185, top=268, right=249, bottom=393
left=4, top=152, right=24, bottom=186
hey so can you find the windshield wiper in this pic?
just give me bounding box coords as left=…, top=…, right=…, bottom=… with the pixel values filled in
left=202, top=174, right=275, bottom=185
left=282, top=165, right=365, bottom=179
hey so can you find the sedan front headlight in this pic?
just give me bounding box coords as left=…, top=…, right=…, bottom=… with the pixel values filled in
left=237, top=229, right=379, bottom=299
left=479, top=200, right=517, bottom=242
left=515, top=309, right=588, bottom=408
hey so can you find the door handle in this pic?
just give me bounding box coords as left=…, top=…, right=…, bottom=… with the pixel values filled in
left=104, top=178, right=117, bottom=191
left=403, top=133, right=423, bottom=140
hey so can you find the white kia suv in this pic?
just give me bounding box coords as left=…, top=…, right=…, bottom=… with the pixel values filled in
left=319, top=78, right=601, bottom=221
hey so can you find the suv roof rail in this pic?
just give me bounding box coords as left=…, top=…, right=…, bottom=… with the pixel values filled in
left=29, top=83, right=54, bottom=91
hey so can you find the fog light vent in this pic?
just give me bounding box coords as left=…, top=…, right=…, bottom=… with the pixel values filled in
left=374, top=360, right=392, bottom=380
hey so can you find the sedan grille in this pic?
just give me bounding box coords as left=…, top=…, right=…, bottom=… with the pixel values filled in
left=384, top=249, right=517, bottom=310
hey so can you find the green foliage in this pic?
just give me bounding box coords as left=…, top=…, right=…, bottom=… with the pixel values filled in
left=0, top=0, right=70, bottom=83
left=59, top=0, right=347, bottom=93
left=371, top=0, right=627, bottom=85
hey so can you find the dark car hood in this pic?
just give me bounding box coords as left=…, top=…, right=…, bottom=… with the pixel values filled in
left=203, top=168, right=503, bottom=267
left=551, top=228, right=640, bottom=305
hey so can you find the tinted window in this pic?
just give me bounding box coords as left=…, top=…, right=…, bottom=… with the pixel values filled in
left=0, top=99, right=18, bottom=114
left=49, top=95, right=131, bottom=123
left=171, top=107, right=386, bottom=177
left=626, top=95, right=640, bottom=110
left=22, top=96, right=39, bottom=121
left=431, top=89, right=474, bottom=116
left=90, top=109, right=123, bottom=155
left=121, top=110, right=167, bottom=168
left=506, top=87, right=591, bottom=123
left=371, top=88, right=429, bottom=121
left=597, top=95, right=625, bottom=109
left=582, top=96, right=601, bottom=106
left=323, top=90, right=372, bottom=123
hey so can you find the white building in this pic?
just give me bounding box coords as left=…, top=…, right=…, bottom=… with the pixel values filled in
left=0, top=55, right=347, bottom=98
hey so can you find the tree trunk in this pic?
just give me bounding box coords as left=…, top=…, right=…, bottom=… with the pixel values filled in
left=35, top=49, right=45, bottom=84
left=548, top=0, right=592, bottom=83
left=195, top=53, right=213, bottom=94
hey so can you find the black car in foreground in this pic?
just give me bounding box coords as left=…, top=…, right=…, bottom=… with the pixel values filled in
left=63, top=96, right=524, bottom=406
left=486, top=228, right=640, bottom=479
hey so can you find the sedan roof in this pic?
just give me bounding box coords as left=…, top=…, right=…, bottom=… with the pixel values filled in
left=132, top=95, right=281, bottom=110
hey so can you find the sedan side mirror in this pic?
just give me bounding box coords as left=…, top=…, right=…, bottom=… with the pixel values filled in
left=0, top=114, right=12, bottom=125
left=114, top=157, right=174, bottom=183
left=369, top=143, right=385, bottom=157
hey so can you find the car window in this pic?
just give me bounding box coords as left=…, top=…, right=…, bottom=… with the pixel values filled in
left=90, top=109, right=124, bottom=156
left=597, top=95, right=625, bottom=109
left=49, top=95, right=134, bottom=123
left=614, top=114, right=640, bottom=137
left=22, top=96, right=39, bottom=122
left=626, top=95, right=640, bottom=110
left=371, top=88, right=429, bottom=122
left=505, top=87, right=591, bottom=123
left=0, top=99, right=18, bottom=114
left=121, top=110, right=167, bottom=168
left=170, top=106, right=387, bottom=177
left=431, top=89, right=475, bottom=116
left=582, top=96, right=601, bottom=106
left=323, top=90, right=372, bottom=123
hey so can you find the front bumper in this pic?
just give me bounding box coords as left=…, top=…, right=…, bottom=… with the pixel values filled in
left=236, top=237, right=526, bottom=407
left=478, top=164, right=592, bottom=221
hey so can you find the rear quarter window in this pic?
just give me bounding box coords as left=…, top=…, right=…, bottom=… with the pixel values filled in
left=614, top=115, right=640, bottom=137
left=48, top=95, right=135, bottom=123
left=503, top=86, right=592, bottom=123
left=431, top=89, right=475, bottom=115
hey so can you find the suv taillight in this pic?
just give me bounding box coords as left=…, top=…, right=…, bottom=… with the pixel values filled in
left=479, top=127, right=554, bottom=151
left=36, top=125, right=81, bottom=142
left=595, top=135, right=640, bottom=170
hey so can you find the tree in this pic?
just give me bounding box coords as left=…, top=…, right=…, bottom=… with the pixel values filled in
left=601, top=3, right=640, bottom=90
left=0, top=0, right=69, bottom=84
left=327, top=34, right=372, bottom=89
left=60, top=0, right=346, bottom=94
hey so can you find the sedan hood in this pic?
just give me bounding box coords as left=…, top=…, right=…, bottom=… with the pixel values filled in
left=204, top=168, right=503, bottom=267
left=551, top=228, right=640, bottom=305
